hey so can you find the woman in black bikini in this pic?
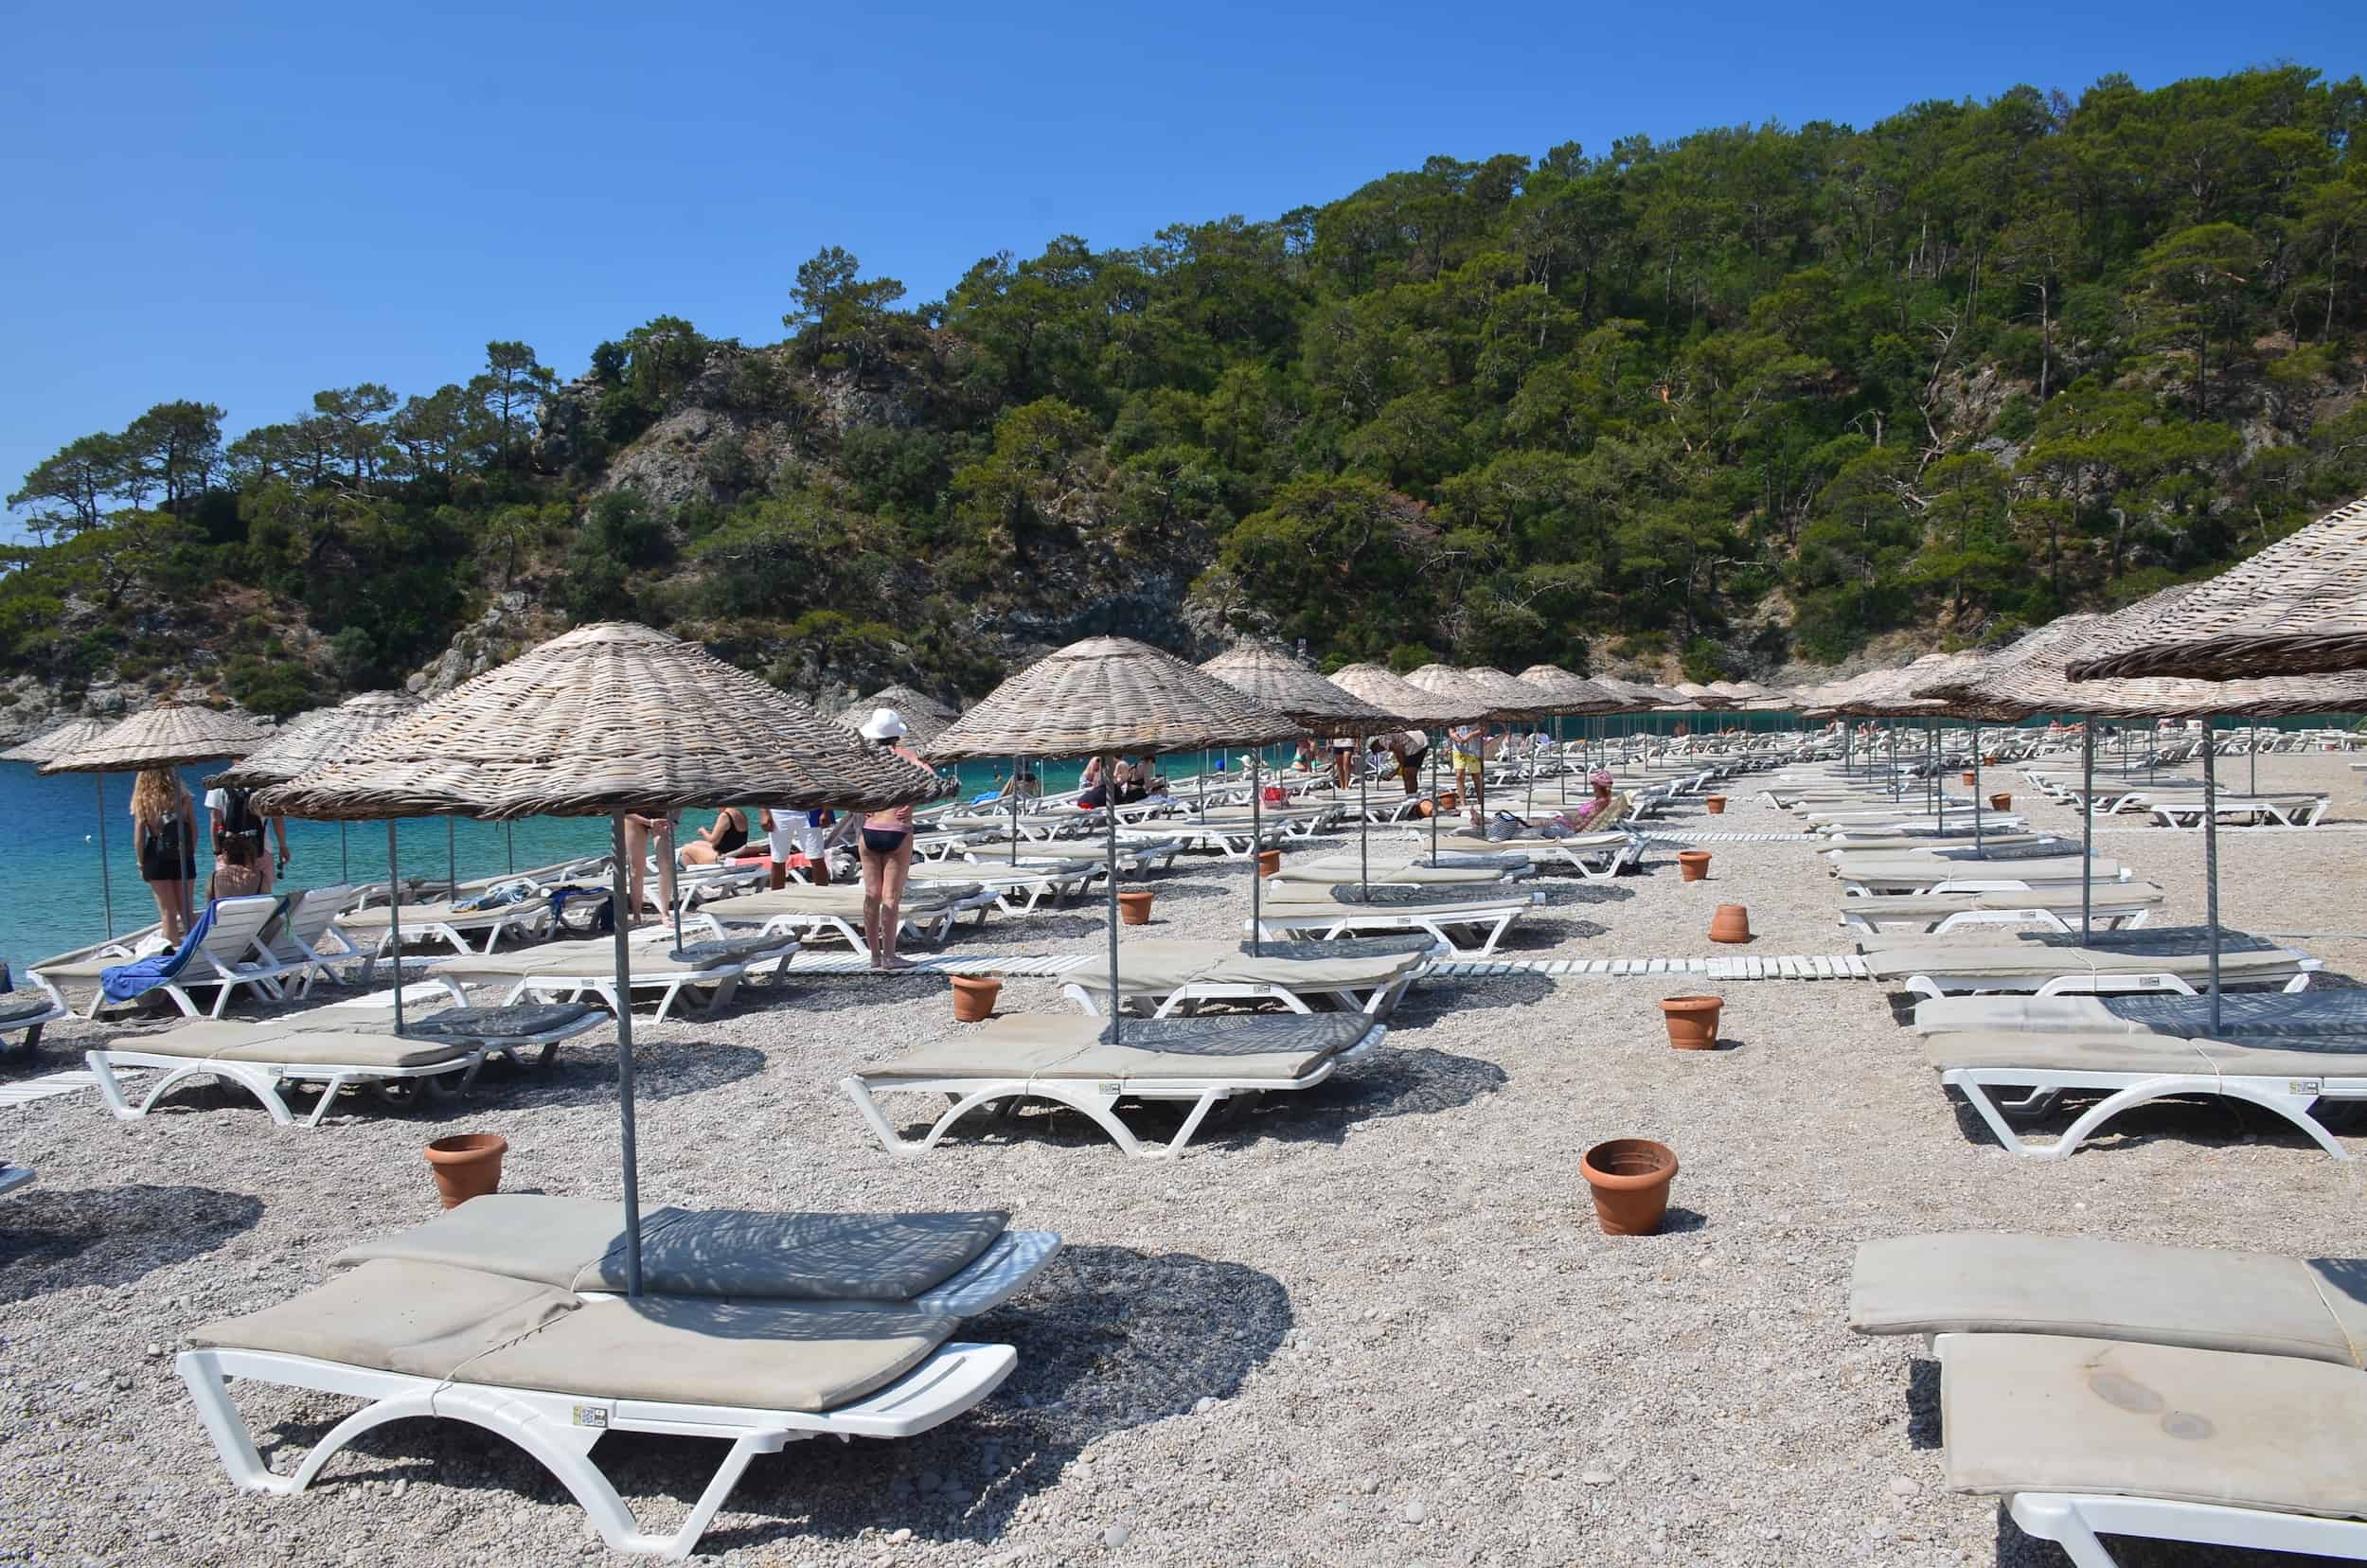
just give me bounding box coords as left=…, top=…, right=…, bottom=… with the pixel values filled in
left=680, top=806, right=750, bottom=866
left=855, top=709, right=924, bottom=970
left=131, top=768, right=200, bottom=942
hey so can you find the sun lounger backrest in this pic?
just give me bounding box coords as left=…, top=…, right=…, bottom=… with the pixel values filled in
left=198, top=897, right=283, bottom=972
left=278, top=887, right=352, bottom=953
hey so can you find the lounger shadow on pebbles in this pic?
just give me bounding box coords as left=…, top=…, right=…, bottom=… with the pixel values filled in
left=0, top=1185, right=262, bottom=1306
left=472, top=1038, right=767, bottom=1112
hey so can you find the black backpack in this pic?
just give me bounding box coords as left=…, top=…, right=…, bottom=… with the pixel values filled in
left=218, top=788, right=260, bottom=838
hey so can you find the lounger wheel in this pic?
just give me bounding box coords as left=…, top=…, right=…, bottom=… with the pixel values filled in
left=367, top=1078, right=425, bottom=1109
left=1992, top=1086, right=2065, bottom=1123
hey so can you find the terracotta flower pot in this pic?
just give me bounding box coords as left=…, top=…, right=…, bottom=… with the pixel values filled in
left=1961, top=771, right=1977, bottom=787
left=1677, top=849, right=1712, bottom=882
left=1581, top=1138, right=1678, bottom=1236
left=950, top=975, right=1001, bottom=1023
left=1989, top=793, right=2011, bottom=811
left=1256, top=848, right=1282, bottom=878
left=1118, top=890, right=1154, bottom=925
left=1704, top=795, right=1727, bottom=814
left=1660, top=995, right=1721, bottom=1049
left=424, top=1133, right=507, bottom=1210
left=1708, top=904, right=1752, bottom=944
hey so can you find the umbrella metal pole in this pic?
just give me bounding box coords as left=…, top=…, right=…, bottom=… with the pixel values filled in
left=1429, top=741, right=1441, bottom=860
left=93, top=775, right=115, bottom=938
left=2249, top=723, right=2257, bottom=796
left=1010, top=757, right=1019, bottom=867
left=2203, top=717, right=2222, bottom=1033
left=1358, top=746, right=1369, bottom=897
left=1102, top=751, right=1123, bottom=1046
left=385, top=821, right=406, bottom=1037
left=606, top=813, right=645, bottom=1297
left=2081, top=722, right=2094, bottom=941
left=340, top=821, right=349, bottom=884
left=1972, top=735, right=1984, bottom=853
left=506, top=820, right=515, bottom=876
left=445, top=815, right=456, bottom=897
left=1249, top=750, right=1263, bottom=956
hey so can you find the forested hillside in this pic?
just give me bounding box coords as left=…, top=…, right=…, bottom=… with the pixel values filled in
left=8, top=64, right=2366, bottom=722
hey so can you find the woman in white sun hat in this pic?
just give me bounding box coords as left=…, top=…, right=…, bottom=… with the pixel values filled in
left=855, top=708, right=925, bottom=969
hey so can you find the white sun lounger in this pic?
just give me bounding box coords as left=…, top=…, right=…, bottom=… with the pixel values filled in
left=180, top=1258, right=1019, bottom=1559
left=1930, top=1329, right=2367, bottom=1567
left=1271, top=853, right=1523, bottom=885
left=337, top=894, right=556, bottom=966
left=1059, top=936, right=1440, bottom=1019
left=1913, top=989, right=2367, bottom=1039
left=2147, top=793, right=2331, bottom=829
left=33, top=895, right=293, bottom=1019
left=0, top=982, right=68, bottom=1053
left=1837, top=883, right=2165, bottom=935
left=1849, top=1232, right=2367, bottom=1363
left=906, top=856, right=1103, bottom=913
left=1832, top=855, right=2135, bottom=896
left=1863, top=928, right=2319, bottom=1000
left=85, top=1022, right=489, bottom=1128
left=688, top=883, right=997, bottom=951
left=1925, top=1029, right=2367, bottom=1159
left=1251, top=882, right=1546, bottom=956
left=843, top=1012, right=1388, bottom=1158
left=432, top=933, right=798, bottom=1023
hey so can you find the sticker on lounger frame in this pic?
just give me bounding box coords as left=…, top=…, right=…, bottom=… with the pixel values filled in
left=572, top=1403, right=611, bottom=1428
left=2290, top=1079, right=2325, bottom=1095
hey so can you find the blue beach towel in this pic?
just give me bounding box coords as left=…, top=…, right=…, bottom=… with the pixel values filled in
left=100, top=903, right=220, bottom=1006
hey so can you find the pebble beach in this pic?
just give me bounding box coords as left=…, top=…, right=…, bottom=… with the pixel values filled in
left=6, top=748, right=2366, bottom=1566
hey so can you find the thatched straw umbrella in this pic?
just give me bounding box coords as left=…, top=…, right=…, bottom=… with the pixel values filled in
left=0, top=717, right=112, bottom=765
left=1516, top=665, right=1626, bottom=798
left=1200, top=642, right=1402, bottom=895
left=2067, top=494, right=2367, bottom=682
left=925, top=635, right=1297, bottom=1021
left=41, top=703, right=271, bottom=937
left=213, top=691, right=422, bottom=883
left=259, top=622, right=938, bottom=1294
left=1328, top=664, right=1491, bottom=859
left=837, top=686, right=956, bottom=752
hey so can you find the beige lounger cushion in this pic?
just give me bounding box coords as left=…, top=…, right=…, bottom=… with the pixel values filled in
left=1847, top=884, right=2164, bottom=919
left=337, top=1194, right=1010, bottom=1300
left=1259, top=885, right=1527, bottom=917
left=192, top=1258, right=577, bottom=1374
left=432, top=946, right=741, bottom=982
left=1852, top=1235, right=2367, bottom=1365
left=464, top=1295, right=953, bottom=1411
left=1923, top=1031, right=2367, bottom=1078
left=706, top=884, right=981, bottom=919
left=116, top=1023, right=473, bottom=1069
left=1864, top=941, right=2303, bottom=981
left=339, top=901, right=528, bottom=932
left=1915, top=991, right=2367, bottom=1039
left=1831, top=855, right=2124, bottom=882
left=1273, top=857, right=1504, bottom=884
left=1943, top=1333, right=2367, bottom=1519
left=194, top=1258, right=953, bottom=1412
left=1062, top=939, right=1423, bottom=996
left=865, top=1013, right=1370, bottom=1081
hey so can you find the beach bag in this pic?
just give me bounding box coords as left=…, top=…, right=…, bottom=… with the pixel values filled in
left=1262, top=785, right=1287, bottom=804
left=1485, top=811, right=1526, bottom=844
left=218, top=788, right=262, bottom=839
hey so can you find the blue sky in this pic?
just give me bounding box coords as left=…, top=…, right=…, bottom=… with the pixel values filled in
left=5, top=0, right=2362, bottom=522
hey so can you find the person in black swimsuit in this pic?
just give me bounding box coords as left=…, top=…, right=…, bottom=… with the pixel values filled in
left=680, top=806, right=751, bottom=866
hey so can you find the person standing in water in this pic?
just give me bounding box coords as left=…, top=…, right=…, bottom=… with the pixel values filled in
left=131, top=768, right=199, bottom=942
left=855, top=709, right=924, bottom=970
